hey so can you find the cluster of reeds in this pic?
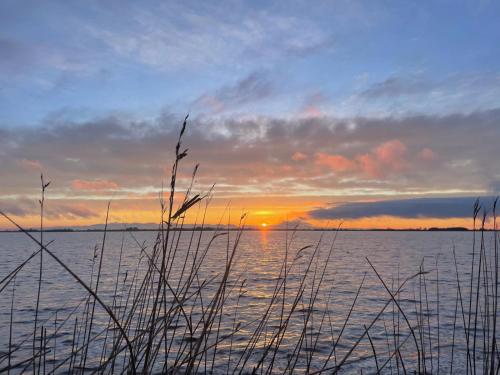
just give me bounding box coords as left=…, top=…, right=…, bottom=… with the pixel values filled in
left=0, top=118, right=499, bottom=374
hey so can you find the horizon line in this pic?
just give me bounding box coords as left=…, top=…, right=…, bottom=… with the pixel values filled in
left=0, top=226, right=472, bottom=233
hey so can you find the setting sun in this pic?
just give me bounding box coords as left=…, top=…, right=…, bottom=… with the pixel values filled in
left=260, top=222, right=268, bottom=229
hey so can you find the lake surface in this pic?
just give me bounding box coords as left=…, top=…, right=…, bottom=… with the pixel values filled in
left=0, top=230, right=497, bottom=373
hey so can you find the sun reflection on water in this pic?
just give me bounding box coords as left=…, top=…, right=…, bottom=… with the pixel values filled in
left=259, top=228, right=268, bottom=249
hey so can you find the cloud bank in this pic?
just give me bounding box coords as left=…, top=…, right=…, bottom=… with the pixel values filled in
left=1, top=108, right=499, bottom=222
left=309, top=197, right=498, bottom=220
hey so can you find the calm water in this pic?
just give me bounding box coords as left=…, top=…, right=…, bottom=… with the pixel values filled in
left=0, top=230, right=496, bottom=373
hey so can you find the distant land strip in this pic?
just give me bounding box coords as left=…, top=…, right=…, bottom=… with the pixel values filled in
left=0, top=227, right=472, bottom=233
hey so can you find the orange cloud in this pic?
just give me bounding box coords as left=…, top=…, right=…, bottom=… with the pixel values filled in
left=72, top=179, right=119, bottom=191
left=292, top=151, right=308, bottom=161
left=374, top=139, right=407, bottom=170
left=356, top=139, right=407, bottom=177
left=315, top=139, right=408, bottom=178
left=315, top=152, right=355, bottom=172
left=356, top=153, right=381, bottom=178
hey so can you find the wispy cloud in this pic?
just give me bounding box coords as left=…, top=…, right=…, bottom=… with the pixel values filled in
left=72, top=179, right=119, bottom=191
left=0, top=36, right=101, bottom=79
left=342, top=72, right=500, bottom=116
left=86, top=3, right=332, bottom=70
left=193, top=71, right=274, bottom=113
left=0, top=198, right=37, bottom=217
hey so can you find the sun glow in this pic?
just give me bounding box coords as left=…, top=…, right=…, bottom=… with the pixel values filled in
left=260, top=222, right=268, bottom=229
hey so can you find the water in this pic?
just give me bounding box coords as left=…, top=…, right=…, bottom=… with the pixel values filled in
left=0, top=230, right=497, bottom=373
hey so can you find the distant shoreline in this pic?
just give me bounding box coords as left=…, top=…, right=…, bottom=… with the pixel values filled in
left=0, top=227, right=472, bottom=233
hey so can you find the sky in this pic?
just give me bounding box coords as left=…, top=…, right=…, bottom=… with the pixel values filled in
left=1, top=0, right=500, bottom=229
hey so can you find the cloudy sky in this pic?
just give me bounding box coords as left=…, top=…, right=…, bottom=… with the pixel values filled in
left=1, top=0, right=499, bottom=228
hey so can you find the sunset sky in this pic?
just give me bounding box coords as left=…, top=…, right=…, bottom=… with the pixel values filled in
left=1, top=0, right=500, bottom=229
